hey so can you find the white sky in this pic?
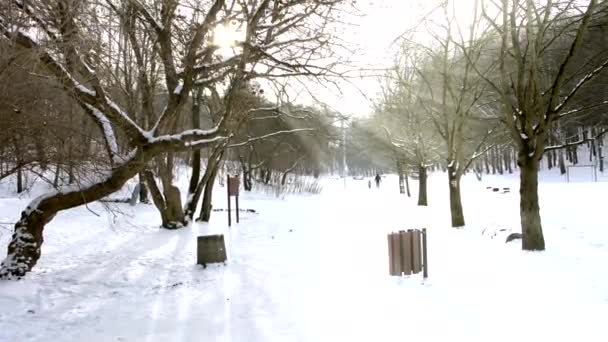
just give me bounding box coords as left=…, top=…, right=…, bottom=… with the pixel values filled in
left=305, top=0, right=480, bottom=118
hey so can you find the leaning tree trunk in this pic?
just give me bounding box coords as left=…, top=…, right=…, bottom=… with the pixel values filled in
left=417, top=165, right=427, bottom=206
left=447, top=165, right=465, bottom=228
left=518, top=152, right=545, bottom=251
left=198, top=159, right=221, bottom=222
left=0, top=152, right=145, bottom=279
left=184, top=147, right=223, bottom=222
left=404, top=171, right=411, bottom=197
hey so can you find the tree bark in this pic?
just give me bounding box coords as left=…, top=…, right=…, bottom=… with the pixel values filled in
left=184, top=147, right=223, bottom=222
left=198, top=159, right=221, bottom=222
left=558, top=148, right=566, bottom=175
left=395, top=157, right=405, bottom=194
left=599, top=137, right=604, bottom=172
left=404, top=171, right=411, bottom=197
left=505, top=148, right=513, bottom=174
left=138, top=172, right=148, bottom=203
left=448, top=166, right=465, bottom=228
left=186, top=90, right=202, bottom=208
left=11, top=134, right=24, bottom=193
left=144, top=164, right=185, bottom=229
left=417, top=165, right=427, bottom=206
left=518, top=153, right=545, bottom=250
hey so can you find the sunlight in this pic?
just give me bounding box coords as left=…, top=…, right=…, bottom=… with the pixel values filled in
left=213, top=22, right=246, bottom=56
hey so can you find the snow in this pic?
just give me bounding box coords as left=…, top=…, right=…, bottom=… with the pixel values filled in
left=174, top=80, right=184, bottom=95
left=85, top=104, right=119, bottom=158
left=149, top=127, right=222, bottom=143
left=1, top=168, right=608, bottom=341
left=75, top=83, right=96, bottom=97
left=106, top=99, right=144, bottom=134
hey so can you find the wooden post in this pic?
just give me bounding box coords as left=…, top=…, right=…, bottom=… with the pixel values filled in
left=227, top=176, right=240, bottom=227
left=411, top=229, right=421, bottom=274
left=236, top=194, right=240, bottom=223
left=400, top=230, right=412, bottom=275
left=227, top=176, right=231, bottom=227
left=422, top=228, right=428, bottom=278
left=388, top=234, right=396, bottom=275
left=391, top=233, right=403, bottom=275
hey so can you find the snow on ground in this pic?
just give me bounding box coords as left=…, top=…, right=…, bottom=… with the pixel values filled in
left=0, top=169, right=607, bottom=342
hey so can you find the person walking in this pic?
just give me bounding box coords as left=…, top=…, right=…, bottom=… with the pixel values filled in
left=374, top=173, right=381, bottom=188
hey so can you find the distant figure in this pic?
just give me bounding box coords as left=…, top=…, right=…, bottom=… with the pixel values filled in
left=368, top=180, right=372, bottom=189
left=375, top=174, right=381, bottom=188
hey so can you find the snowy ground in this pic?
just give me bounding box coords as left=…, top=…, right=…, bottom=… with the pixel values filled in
left=0, top=169, right=607, bottom=341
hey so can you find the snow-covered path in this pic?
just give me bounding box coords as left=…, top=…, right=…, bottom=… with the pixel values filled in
left=1, top=173, right=607, bottom=341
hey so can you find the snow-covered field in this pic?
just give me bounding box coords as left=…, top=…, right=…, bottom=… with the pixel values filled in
left=1, top=170, right=607, bottom=341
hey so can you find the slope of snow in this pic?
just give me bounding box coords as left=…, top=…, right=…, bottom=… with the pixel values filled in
left=0, top=170, right=607, bottom=341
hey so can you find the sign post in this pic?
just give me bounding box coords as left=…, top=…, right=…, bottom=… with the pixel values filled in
left=227, top=176, right=240, bottom=226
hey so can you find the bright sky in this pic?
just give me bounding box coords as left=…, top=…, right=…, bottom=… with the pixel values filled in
left=308, top=0, right=480, bottom=118
left=211, top=0, right=481, bottom=118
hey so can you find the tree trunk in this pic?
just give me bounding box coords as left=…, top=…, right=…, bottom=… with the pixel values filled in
left=264, top=168, right=271, bottom=184
left=558, top=149, right=566, bottom=175
left=490, top=148, right=497, bottom=174
left=0, top=151, right=145, bottom=279
left=184, top=147, right=223, bottom=222
left=518, top=153, right=545, bottom=251
left=505, top=149, right=513, bottom=174
left=448, top=166, right=465, bottom=228
left=16, top=167, right=23, bottom=194
left=12, top=134, right=24, bottom=193
left=67, top=139, right=75, bottom=184
left=198, top=160, right=220, bottom=222
left=404, top=171, right=411, bottom=197
left=53, top=164, right=60, bottom=188
left=143, top=168, right=185, bottom=229
left=599, top=137, right=604, bottom=172
left=417, top=165, right=427, bottom=206
left=138, top=172, right=148, bottom=203
left=396, top=158, right=405, bottom=194
left=186, top=90, right=202, bottom=208
left=496, top=148, right=504, bottom=175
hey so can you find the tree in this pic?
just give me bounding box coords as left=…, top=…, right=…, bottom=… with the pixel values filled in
left=471, top=0, right=608, bottom=250
left=398, top=1, right=497, bottom=226
left=375, top=48, right=442, bottom=205
left=0, top=0, right=348, bottom=279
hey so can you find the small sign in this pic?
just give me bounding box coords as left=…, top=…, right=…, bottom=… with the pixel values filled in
left=227, top=176, right=240, bottom=226
left=228, top=177, right=240, bottom=196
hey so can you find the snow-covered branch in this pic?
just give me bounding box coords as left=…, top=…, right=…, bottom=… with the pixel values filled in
left=544, top=127, right=608, bottom=152
left=227, top=128, right=316, bottom=148
left=551, top=58, right=608, bottom=116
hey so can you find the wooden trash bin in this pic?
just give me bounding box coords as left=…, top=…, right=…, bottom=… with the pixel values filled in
left=197, top=234, right=227, bottom=266
left=387, top=229, right=428, bottom=278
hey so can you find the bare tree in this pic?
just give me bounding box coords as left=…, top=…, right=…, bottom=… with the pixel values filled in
left=0, top=0, right=347, bottom=279
left=472, top=0, right=608, bottom=250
